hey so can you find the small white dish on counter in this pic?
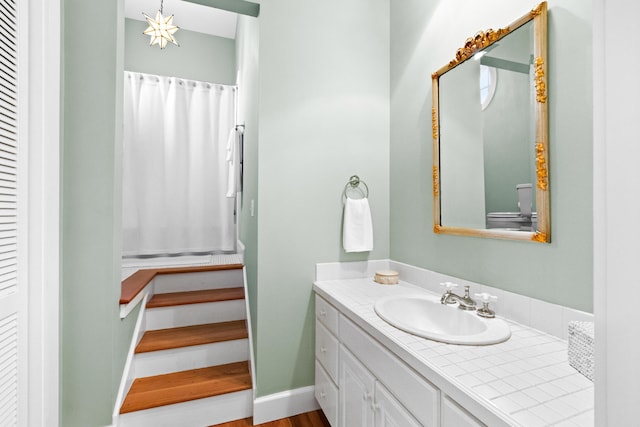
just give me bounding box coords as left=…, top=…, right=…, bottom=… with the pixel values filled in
left=374, top=293, right=511, bottom=345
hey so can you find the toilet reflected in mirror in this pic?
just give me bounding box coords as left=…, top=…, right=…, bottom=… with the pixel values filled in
left=486, top=183, right=537, bottom=231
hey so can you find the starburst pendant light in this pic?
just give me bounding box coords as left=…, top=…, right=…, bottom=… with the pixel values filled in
left=143, top=0, right=179, bottom=49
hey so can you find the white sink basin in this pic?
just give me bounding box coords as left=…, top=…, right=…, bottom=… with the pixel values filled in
left=374, top=294, right=511, bottom=345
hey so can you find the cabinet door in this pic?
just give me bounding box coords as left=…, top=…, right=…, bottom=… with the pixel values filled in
left=442, top=395, right=486, bottom=427
left=374, top=382, right=421, bottom=427
left=339, top=346, right=375, bottom=427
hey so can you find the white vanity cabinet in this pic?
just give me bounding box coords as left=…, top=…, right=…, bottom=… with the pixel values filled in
left=315, top=294, right=490, bottom=427
left=314, top=276, right=594, bottom=427
left=315, top=295, right=439, bottom=427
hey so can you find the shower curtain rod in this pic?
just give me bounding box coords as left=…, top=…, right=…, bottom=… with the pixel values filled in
left=125, top=71, right=237, bottom=90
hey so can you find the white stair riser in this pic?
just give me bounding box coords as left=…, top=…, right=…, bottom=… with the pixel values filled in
left=118, top=389, right=252, bottom=427
left=145, top=300, right=246, bottom=330
left=133, top=339, right=249, bottom=378
left=153, top=270, right=243, bottom=294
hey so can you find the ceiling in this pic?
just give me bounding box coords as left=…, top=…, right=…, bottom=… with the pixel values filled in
left=124, top=0, right=238, bottom=39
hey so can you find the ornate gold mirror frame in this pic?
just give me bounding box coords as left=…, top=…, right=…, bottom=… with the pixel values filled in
left=432, top=2, right=549, bottom=243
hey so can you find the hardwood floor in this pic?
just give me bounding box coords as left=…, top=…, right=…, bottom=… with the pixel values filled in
left=211, top=410, right=331, bottom=427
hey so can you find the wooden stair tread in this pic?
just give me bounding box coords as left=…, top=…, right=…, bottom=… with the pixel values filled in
left=147, top=287, right=245, bottom=308
left=120, top=361, right=252, bottom=414
left=120, top=263, right=244, bottom=305
left=135, top=320, right=248, bottom=354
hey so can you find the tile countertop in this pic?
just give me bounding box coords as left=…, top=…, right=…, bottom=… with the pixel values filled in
left=313, top=278, right=594, bottom=427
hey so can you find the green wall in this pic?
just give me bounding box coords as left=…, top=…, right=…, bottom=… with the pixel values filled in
left=390, top=0, right=593, bottom=312
left=124, top=18, right=236, bottom=84
left=255, top=0, right=390, bottom=396
left=235, top=13, right=260, bottom=371
left=61, top=0, right=125, bottom=425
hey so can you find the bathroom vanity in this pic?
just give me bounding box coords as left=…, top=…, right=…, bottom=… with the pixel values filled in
left=313, top=276, right=593, bottom=427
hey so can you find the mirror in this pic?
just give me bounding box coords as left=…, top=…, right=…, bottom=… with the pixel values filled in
left=432, top=2, right=549, bottom=243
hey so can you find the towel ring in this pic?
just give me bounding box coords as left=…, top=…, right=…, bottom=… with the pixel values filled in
left=343, top=175, right=369, bottom=200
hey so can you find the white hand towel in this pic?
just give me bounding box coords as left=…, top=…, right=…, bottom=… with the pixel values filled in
left=225, top=129, right=236, bottom=198
left=343, top=197, right=373, bottom=252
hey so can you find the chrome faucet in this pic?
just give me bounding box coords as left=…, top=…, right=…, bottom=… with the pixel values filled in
left=440, top=283, right=477, bottom=311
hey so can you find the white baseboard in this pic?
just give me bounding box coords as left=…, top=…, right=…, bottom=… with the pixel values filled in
left=253, top=386, right=319, bottom=425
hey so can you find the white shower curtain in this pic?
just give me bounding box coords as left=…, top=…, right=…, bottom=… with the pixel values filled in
left=123, top=71, right=236, bottom=256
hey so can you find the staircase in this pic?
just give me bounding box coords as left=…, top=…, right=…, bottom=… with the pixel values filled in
left=118, top=264, right=253, bottom=427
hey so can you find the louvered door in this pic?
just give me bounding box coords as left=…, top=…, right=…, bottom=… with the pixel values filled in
left=0, top=0, right=26, bottom=425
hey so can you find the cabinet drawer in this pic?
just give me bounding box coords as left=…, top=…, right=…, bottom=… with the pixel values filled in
left=315, top=360, right=338, bottom=427
left=316, top=320, right=339, bottom=382
left=316, top=296, right=339, bottom=336
left=340, top=316, right=440, bottom=427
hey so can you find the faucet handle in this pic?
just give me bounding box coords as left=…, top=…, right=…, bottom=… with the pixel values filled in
left=475, top=293, right=497, bottom=318
left=474, top=292, right=497, bottom=303
left=440, top=282, right=458, bottom=292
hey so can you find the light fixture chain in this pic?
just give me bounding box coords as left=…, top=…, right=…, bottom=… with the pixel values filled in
left=160, top=0, right=164, bottom=13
